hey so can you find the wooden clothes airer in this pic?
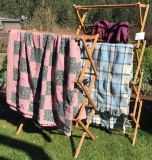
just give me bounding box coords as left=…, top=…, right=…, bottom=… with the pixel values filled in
left=72, top=2, right=149, bottom=158
left=14, top=2, right=149, bottom=159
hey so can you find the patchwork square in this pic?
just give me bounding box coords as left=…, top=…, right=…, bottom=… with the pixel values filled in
left=20, top=58, right=28, bottom=72
left=59, top=37, right=69, bottom=55
left=46, top=81, right=51, bottom=95
left=18, top=86, right=31, bottom=100
left=43, top=34, right=53, bottom=50
left=64, top=119, right=72, bottom=133
left=50, top=51, right=57, bottom=66
left=39, top=95, right=45, bottom=108
left=56, top=101, right=65, bottom=117
left=44, top=110, right=54, bottom=121
left=31, top=77, right=38, bottom=90
left=28, top=101, right=39, bottom=112
left=11, top=92, right=17, bottom=104
left=66, top=90, right=74, bottom=105
left=69, top=57, right=76, bottom=74
left=23, top=32, right=32, bottom=46
left=13, top=68, right=18, bottom=81
left=42, top=66, right=48, bottom=81
left=30, top=47, right=43, bottom=63
left=14, top=41, right=21, bottom=55
left=56, top=70, right=65, bottom=86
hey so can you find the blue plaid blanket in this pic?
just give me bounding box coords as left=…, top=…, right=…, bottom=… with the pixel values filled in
left=81, top=42, right=134, bottom=130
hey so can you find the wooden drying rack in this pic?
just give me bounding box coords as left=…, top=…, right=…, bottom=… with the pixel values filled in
left=72, top=2, right=149, bottom=158
left=13, top=2, right=149, bottom=159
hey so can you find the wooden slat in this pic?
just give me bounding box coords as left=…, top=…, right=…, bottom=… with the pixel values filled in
left=76, top=34, right=98, bottom=40
left=83, top=24, right=140, bottom=28
left=85, top=72, right=95, bottom=75
left=16, top=118, right=26, bottom=135
left=73, top=3, right=147, bottom=10
left=132, top=100, right=142, bottom=145
left=21, top=29, right=99, bottom=40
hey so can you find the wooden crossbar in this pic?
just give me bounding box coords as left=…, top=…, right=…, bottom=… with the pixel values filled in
left=73, top=3, right=147, bottom=10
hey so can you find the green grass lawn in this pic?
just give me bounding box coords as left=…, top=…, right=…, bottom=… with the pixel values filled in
left=0, top=104, right=152, bottom=160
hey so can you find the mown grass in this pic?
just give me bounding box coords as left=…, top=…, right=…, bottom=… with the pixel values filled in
left=0, top=102, right=152, bottom=160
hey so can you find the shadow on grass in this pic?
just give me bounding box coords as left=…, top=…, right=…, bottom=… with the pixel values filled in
left=69, top=134, right=76, bottom=156
left=68, top=130, right=94, bottom=157
left=0, top=101, right=79, bottom=158
left=130, top=98, right=152, bottom=134
left=0, top=93, right=82, bottom=157
left=0, top=93, right=53, bottom=142
left=139, top=99, right=152, bottom=134
left=0, top=103, right=57, bottom=143
left=0, top=134, right=51, bottom=160
left=0, top=157, right=10, bottom=160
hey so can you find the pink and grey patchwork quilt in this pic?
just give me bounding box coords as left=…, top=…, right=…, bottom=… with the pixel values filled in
left=6, top=30, right=84, bottom=136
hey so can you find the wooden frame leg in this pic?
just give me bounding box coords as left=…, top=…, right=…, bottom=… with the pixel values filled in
left=16, top=118, right=26, bottom=135
left=77, top=119, right=95, bottom=140
left=74, top=131, right=87, bottom=158
left=132, top=100, right=142, bottom=146
left=74, top=109, right=95, bottom=158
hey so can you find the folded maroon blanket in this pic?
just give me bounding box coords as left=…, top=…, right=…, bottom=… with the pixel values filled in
left=92, top=20, right=129, bottom=43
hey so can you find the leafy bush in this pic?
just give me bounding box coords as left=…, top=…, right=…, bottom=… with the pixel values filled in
left=133, top=46, right=152, bottom=94
left=141, top=83, right=152, bottom=95
left=22, top=7, right=58, bottom=32
left=0, top=43, right=7, bottom=53
left=0, top=55, right=7, bottom=84
left=0, top=69, right=7, bottom=83
left=133, top=46, right=152, bottom=84
left=141, top=47, right=152, bottom=83
left=1, top=55, right=7, bottom=70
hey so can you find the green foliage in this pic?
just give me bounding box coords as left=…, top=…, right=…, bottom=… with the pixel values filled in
left=0, top=0, right=152, bottom=30
left=22, top=6, right=57, bottom=31
left=0, top=69, right=6, bottom=83
left=141, top=47, right=152, bottom=83
left=56, top=1, right=72, bottom=27
left=141, top=83, right=152, bottom=95
left=0, top=55, right=7, bottom=84
left=133, top=46, right=152, bottom=85
left=1, top=55, right=7, bottom=70
left=0, top=43, right=7, bottom=53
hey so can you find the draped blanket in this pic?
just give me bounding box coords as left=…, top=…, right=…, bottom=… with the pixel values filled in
left=6, top=30, right=83, bottom=136
left=96, top=43, right=134, bottom=115
left=92, top=20, right=129, bottom=43
left=81, top=42, right=134, bottom=130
